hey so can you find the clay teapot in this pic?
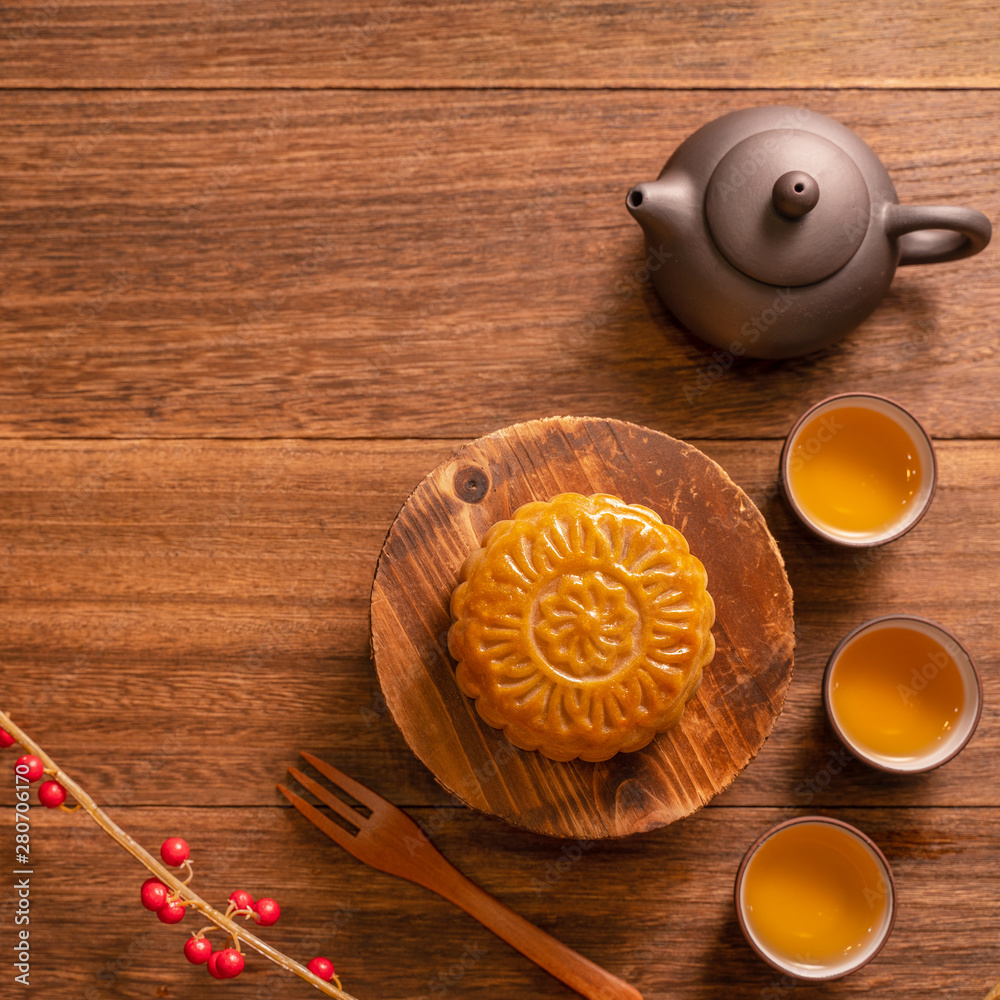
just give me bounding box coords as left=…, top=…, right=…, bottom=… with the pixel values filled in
left=626, top=106, right=991, bottom=359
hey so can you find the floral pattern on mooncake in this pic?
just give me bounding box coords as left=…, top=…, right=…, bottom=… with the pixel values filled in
left=447, top=492, right=716, bottom=762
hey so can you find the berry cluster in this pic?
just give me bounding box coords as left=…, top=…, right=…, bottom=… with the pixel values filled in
left=143, top=837, right=336, bottom=984
left=2, top=723, right=339, bottom=992
left=2, top=727, right=72, bottom=810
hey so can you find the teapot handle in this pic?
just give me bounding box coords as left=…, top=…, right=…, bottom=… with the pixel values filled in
left=886, top=204, right=992, bottom=266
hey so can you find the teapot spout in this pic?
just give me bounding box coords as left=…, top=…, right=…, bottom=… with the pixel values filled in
left=625, top=182, right=656, bottom=216
left=625, top=177, right=688, bottom=252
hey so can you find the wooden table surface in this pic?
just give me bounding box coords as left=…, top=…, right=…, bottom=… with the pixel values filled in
left=2, top=3, right=998, bottom=998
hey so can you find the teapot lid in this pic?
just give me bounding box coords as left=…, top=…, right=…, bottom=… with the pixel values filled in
left=704, top=129, right=870, bottom=287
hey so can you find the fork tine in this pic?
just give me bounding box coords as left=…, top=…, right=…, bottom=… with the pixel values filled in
left=287, top=767, right=367, bottom=829
left=277, top=784, right=360, bottom=854
left=300, top=751, right=387, bottom=812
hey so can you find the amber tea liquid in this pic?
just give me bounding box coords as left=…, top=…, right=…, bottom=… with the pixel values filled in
left=829, top=625, right=965, bottom=764
left=787, top=405, right=923, bottom=540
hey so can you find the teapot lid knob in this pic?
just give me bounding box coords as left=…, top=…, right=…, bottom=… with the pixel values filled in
left=772, top=171, right=820, bottom=219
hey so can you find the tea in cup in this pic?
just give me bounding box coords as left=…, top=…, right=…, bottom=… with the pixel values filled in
left=780, top=393, right=936, bottom=546
left=825, top=615, right=982, bottom=773
left=735, top=816, right=895, bottom=980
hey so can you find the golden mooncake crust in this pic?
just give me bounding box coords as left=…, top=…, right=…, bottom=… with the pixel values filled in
left=447, top=492, right=716, bottom=762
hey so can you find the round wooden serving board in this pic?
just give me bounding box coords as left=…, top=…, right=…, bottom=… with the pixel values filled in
left=370, top=416, right=794, bottom=839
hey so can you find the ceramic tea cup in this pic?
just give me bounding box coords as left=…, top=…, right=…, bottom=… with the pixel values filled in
left=824, top=615, right=982, bottom=773
left=735, top=816, right=895, bottom=980
left=780, top=393, right=936, bottom=546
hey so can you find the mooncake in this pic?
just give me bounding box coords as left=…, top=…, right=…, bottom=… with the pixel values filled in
left=447, top=492, right=716, bottom=762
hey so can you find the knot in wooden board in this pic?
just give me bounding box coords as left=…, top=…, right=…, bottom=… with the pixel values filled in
left=454, top=465, right=490, bottom=503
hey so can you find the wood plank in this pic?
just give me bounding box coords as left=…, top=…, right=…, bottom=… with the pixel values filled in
left=2, top=89, right=999, bottom=440
left=1, top=438, right=996, bottom=809
left=3, top=7, right=996, bottom=998
left=1, top=1, right=999, bottom=89
left=1, top=803, right=997, bottom=998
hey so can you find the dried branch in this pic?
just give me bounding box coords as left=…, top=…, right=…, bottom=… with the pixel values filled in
left=0, top=710, right=359, bottom=999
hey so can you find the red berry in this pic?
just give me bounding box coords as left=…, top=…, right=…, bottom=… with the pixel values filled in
left=207, top=952, right=225, bottom=979
left=15, top=755, right=44, bottom=782
left=215, top=948, right=245, bottom=978
left=252, top=897, right=280, bottom=926
left=184, top=936, right=213, bottom=965
left=228, top=889, right=254, bottom=910
left=156, top=899, right=187, bottom=924
left=140, top=878, right=169, bottom=912
left=160, top=837, right=191, bottom=867
left=308, top=956, right=336, bottom=981
left=0, top=728, right=15, bottom=748
left=38, top=780, right=67, bottom=808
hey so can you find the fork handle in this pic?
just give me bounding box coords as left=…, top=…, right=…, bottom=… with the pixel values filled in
left=429, top=863, right=643, bottom=1000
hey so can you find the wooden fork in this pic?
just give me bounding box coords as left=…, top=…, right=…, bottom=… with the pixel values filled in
left=278, top=753, right=643, bottom=1000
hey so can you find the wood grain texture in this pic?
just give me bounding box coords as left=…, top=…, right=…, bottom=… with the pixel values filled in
left=2, top=803, right=999, bottom=999
left=371, top=417, right=794, bottom=838
left=2, top=436, right=996, bottom=813
left=3, top=8, right=999, bottom=997
left=2, top=89, right=1000, bottom=440
left=1, top=1, right=999, bottom=89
